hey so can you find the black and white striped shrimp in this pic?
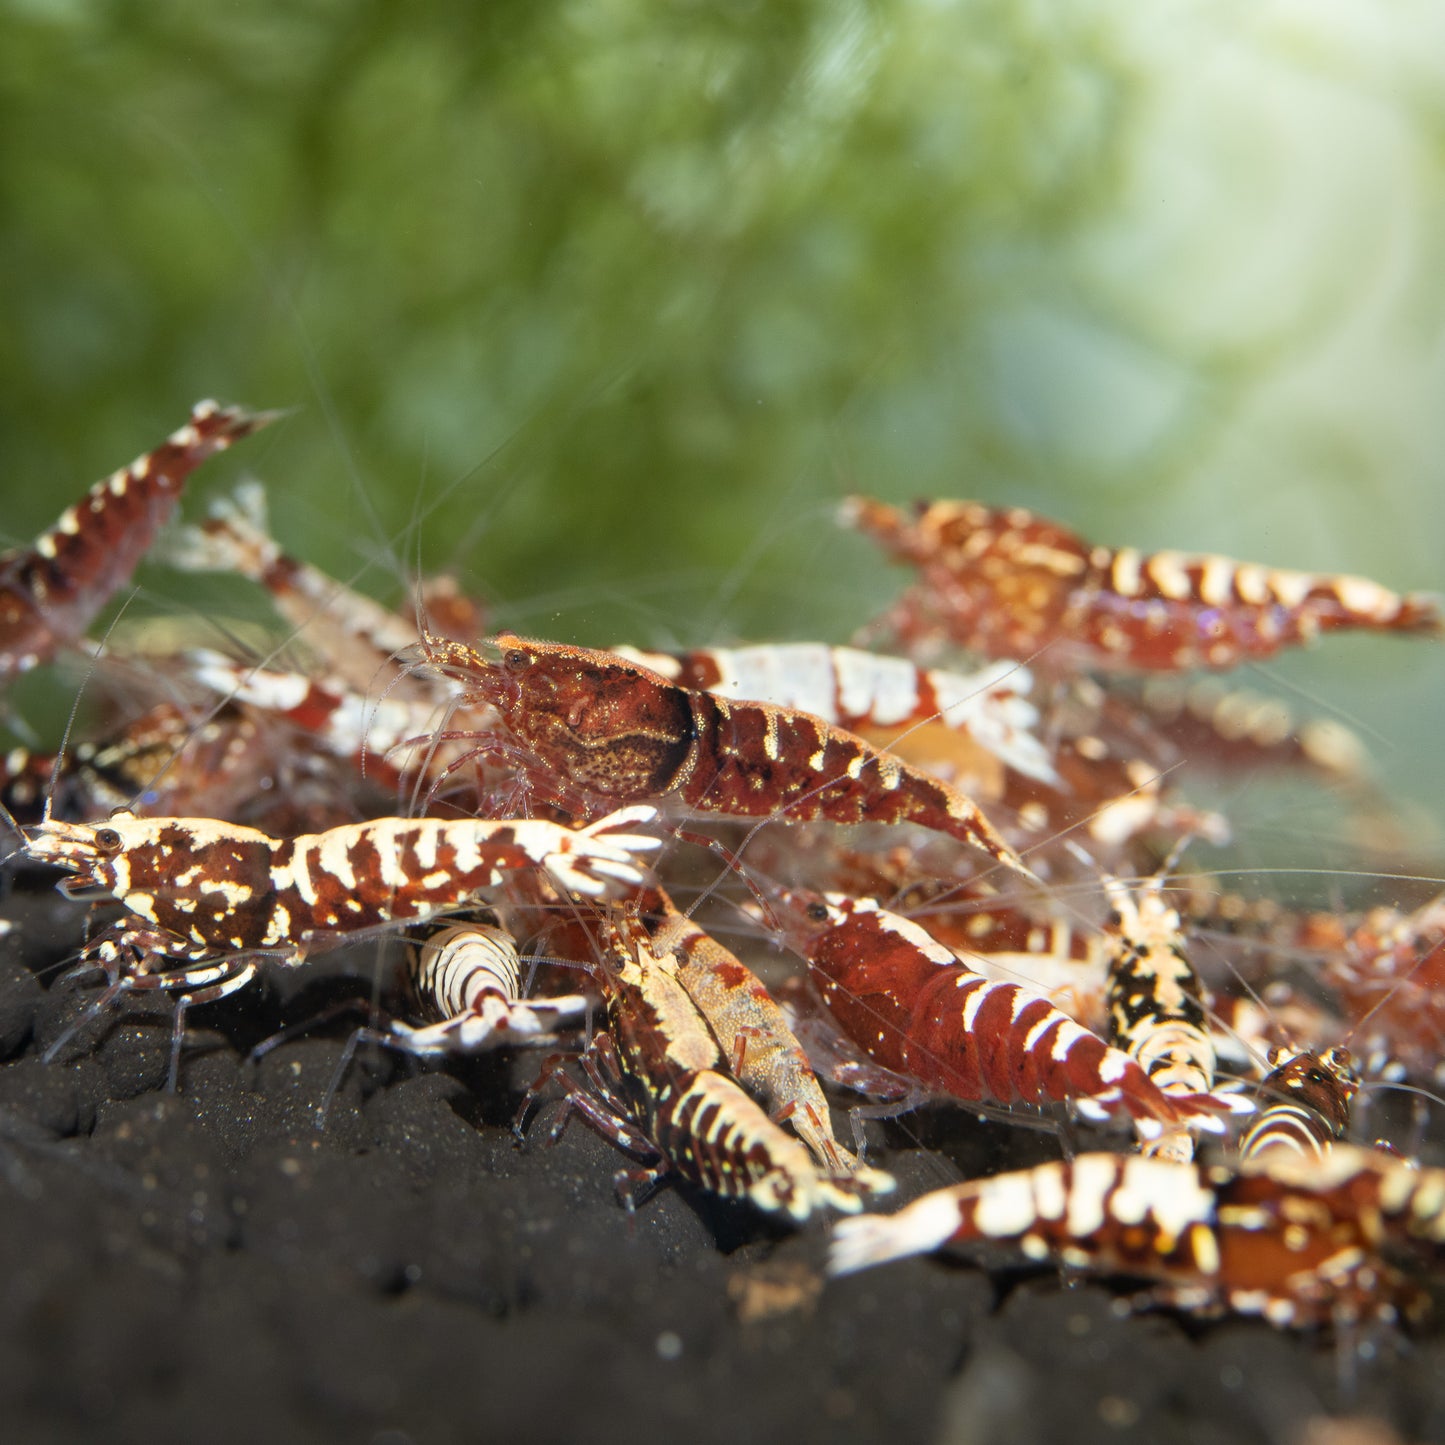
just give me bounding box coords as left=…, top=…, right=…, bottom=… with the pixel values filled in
left=288, top=920, right=597, bottom=1121
left=1099, top=870, right=1226, bottom=1163
left=519, top=914, right=887, bottom=1222
left=827, top=1145, right=1445, bottom=1328
left=393, top=920, right=591, bottom=1052
left=0, top=401, right=273, bottom=681
left=1238, top=1046, right=1360, bottom=1163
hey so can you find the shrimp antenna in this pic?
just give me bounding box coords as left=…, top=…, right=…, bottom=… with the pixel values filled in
left=44, top=590, right=144, bottom=827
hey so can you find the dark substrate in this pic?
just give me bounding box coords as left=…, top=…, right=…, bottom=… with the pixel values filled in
left=0, top=880, right=1442, bottom=1445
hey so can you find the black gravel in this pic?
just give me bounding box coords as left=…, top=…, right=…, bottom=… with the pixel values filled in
left=1, top=876, right=1442, bottom=1445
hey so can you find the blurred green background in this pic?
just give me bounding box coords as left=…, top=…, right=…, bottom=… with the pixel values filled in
left=2, top=0, right=1443, bottom=856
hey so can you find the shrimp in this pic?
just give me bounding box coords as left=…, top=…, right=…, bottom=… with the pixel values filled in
left=844, top=495, right=1442, bottom=673
left=0, top=401, right=273, bottom=680
left=421, top=632, right=1032, bottom=878
left=774, top=888, right=1248, bottom=1140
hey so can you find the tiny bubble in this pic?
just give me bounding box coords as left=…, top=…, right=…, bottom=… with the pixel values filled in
left=655, top=1330, right=683, bottom=1361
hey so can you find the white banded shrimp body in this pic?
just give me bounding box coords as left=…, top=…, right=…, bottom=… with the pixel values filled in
left=0, top=402, right=274, bottom=683
left=610, top=639, right=1232, bottom=868
left=15, top=807, right=661, bottom=1084
left=1099, top=871, right=1224, bottom=1164
left=843, top=496, right=1444, bottom=674
left=397, top=921, right=591, bottom=1052
left=828, top=1146, right=1445, bottom=1329
left=609, top=641, right=1061, bottom=796
left=641, top=890, right=880, bottom=1183
left=418, top=632, right=1033, bottom=879
left=518, top=915, right=890, bottom=1222
left=285, top=920, right=596, bottom=1122
left=1239, top=1047, right=1360, bottom=1163
left=772, top=887, right=1248, bottom=1142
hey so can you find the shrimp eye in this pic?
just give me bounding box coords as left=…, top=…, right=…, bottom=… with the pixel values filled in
left=93, top=827, right=123, bottom=853
left=503, top=648, right=531, bottom=674
left=806, top=902, right=830, bottom=923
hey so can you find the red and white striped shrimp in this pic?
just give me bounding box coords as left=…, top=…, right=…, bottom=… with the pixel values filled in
left=843, top=495, right=1443, bottom=674
left=891, top=880, right=1109, bottom=1032
left=1132, top=675, right=1376, bottom=791
left=610, top=641, right=1059, bottom=787
left=420, top=632, right=1032, bottom=879
left=772, top=888, right=1246, bottom=1140
left=184, top=650, right=478, bottom=800
left=0, top=402, right=273, bottom=681
left=21, top=804, right=661, bottom=959
left=828, top=1145, right=1445, bottom=1327
left=1239, top=1047, right=1360, bottom=1163
left=16, top=804, right=658, bottom=1085
left=522, top=915, right=885, bottom=1221
left=615, top=643, right=1229, bottom=868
